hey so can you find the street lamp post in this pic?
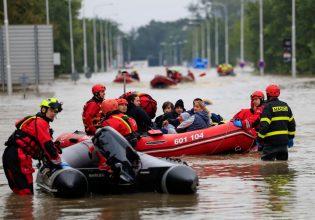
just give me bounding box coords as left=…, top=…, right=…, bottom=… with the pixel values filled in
left=3, top=0, right=12, bottom=95
left=292, top=0, right=296, bottom=78
left=259, top=0, right=264, bottom=76
left=212, top=3, right=229, bottom=64
left=206, top=19, right=211, bottom=68
left=93, top=18, right=98, bottom=73
left=240, top=0, right=245, bottom=71
left=46, top=0, right=50, bottom=24
left=82, top=0, right=88, bottom=73
left=105, top=21, right=109, bottom=71
left=215, top=15, right=219, bottom=66
left=100, top=21, right=105, bottom=72
left=68, top=0, right=75, bottom=74
left=201, top=23, right=205, bottom=59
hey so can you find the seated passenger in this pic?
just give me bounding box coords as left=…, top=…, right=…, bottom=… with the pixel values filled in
left=101, top=99, right=138, bottom=147
left=188, top=98, right=224, bottom=126
left=165, top=100, right=210, bottom=134
left=126, top=93, right=154, bottom=135
left=155, top=101, right=174, bottom=129
left=162, top=99, right=186, bottom=129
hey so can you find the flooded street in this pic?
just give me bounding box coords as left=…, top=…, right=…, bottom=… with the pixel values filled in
left=1, top=67, right=315, bottom=219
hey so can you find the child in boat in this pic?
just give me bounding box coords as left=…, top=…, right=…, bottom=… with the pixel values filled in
left=126, top=93, right=155, bottom=135
left=164, top=100, right=210, bottom=133
left=155, top=101, right=174, bottom=129
left=188, top=98, right=224, bottom=126
left=162, top=99, right=186, bottom=130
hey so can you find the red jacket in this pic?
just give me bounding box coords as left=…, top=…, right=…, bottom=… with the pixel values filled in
left=101, top=113, right=138, bottom=136
left=82, top=98, right=102, bottom=134
left=14, top=115, right=60, bottom=164
left=232, top=107, right=263, bottom=138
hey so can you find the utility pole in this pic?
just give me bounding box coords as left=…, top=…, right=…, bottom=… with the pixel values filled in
left=259, top=0, right=264, bottom=76
left=291, top=0, right=296, bottom=77
left=3, top=0, right=12, bottom=95
left=240, top=0, right=245, bottom=71
left=82, top=0, right=88, bottom=73
left=46, top=0, right=50, bottom=24
left=68, top=0, right=75, bottom=74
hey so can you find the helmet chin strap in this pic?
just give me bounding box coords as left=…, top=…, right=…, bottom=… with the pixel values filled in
left=94, top=93, right=104, bottom=101
left=40, top=107, right=54, bottom=122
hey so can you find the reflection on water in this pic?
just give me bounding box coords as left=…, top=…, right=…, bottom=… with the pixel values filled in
left=2, top=192, right=198, bottom=220
left=259, top=162, right=296, bottom=213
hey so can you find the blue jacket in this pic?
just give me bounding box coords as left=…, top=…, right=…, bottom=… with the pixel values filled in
left=177, top=111, right=210, bottom=133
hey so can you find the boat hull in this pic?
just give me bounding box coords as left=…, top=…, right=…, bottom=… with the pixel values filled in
left=38, top=128, right=198, bottom=197
left=135, top=122, right=255, bottom=157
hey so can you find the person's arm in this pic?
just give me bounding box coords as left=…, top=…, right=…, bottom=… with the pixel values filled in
left=257, top=105, right=272, bottom=140
left=288, top=106, right=296, bottom=139
left=36, top=119, right=61, bottom=165
left=84, top=102, right=99, bottom=134
left=177, top=115, right=195, bottom=129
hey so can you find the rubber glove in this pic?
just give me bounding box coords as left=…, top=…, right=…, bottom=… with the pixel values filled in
left=288, top=139, right=294, bottom=148
left=233, top=120, right=242, bottom=128
left=59, top=161, right=70, bottom=168
left=256, top=140, right=263, bottom=151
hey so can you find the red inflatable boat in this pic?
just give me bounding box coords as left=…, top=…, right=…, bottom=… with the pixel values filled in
left=55, top=122, right=255, bottom=157
left=150, top=75, right=177, bottom=88
left=113, top=74, right=138, bottom=83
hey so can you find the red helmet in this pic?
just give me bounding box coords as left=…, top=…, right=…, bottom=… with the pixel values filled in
left=116, top=98, right=128, bottom=105
left=250, top=91, right=264, bottom=100
left=92, top=84, right=106, bottom=94
left=266, top=84, right=280, bottom=97
left=101, top=99, right=118, bottom=115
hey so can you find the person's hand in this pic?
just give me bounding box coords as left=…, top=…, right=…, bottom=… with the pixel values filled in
left=233, top=120, right=242, bottom=128
left=288, top=139, right=294, bottom=148
left=162, top=120, right=169, bottom=127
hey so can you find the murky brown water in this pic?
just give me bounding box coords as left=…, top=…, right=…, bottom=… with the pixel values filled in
left=1, top=67, right=314, bottom=219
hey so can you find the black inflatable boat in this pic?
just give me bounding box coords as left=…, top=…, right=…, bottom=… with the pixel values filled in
left=36, top=127, right=199, bottom=198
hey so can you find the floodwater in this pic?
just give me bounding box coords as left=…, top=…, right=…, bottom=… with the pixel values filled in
left=0, top=67, right=315, bottom=219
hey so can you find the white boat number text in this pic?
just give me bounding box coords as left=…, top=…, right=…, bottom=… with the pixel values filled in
left=174, top=132, right=204, bottom=145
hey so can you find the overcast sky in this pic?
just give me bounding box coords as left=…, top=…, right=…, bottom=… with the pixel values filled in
left=82, top=0, right=196, bottom=32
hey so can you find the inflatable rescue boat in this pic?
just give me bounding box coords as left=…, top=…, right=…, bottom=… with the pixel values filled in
left=56, top=122, right=255, bottom=158
left=37, top=127, right=198, bottom=198
left=150, top=75, right=177, bottom=88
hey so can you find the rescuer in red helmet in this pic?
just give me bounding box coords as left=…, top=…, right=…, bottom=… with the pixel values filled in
left=232, top=90, right=265, bottom=141
left=101, top=99, right=138, bottom=147
left=82, top=84, right=106, bottom=135
left=257, top=84, right=296, bottom=161
left=2, top=98, right=65, bottom=195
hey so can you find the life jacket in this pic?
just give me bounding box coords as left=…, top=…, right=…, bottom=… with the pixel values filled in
left=82, top=98, right=102, bottom=133
left=102, top=113, right=138, bottom=147
left=102, top=113, right=138, bottom=136
left=6, top=116, right=42, bottom=159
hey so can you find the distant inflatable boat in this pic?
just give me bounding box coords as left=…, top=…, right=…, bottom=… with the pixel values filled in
left=113, top=74, right=138, bottom=83
left=150, top=75, right=177, bottom=88
left=37, top=127, right=198, bottom=198
left=56, top=122, right=255, bottom=158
